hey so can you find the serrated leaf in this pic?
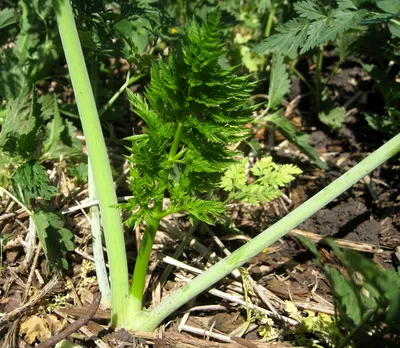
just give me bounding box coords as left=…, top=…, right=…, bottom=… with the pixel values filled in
left=40, top=95, right=82, bottom=160
left=319, top=106, right=346, bottom=130
left=294, top=0, right=327, bottom=20
left=337, top=0, right=357, bottom=10
left=41, top=95, right=65, bottom=158
left=32, top=211, right=74, bottom=270
left=0, top=95, right=40, bottom=159
left=0, top=48, right=29, bottom=99
left=253, top=19, right=310, bottom=55
left=254, top=0, right=365, bottom=56
left=313, top=9, right=360, bottom=47
left=12, top=162, right=57, bottom=203
left=268, top=54, right=291, bottom=110
left=265, top=111, right=328, bottom=169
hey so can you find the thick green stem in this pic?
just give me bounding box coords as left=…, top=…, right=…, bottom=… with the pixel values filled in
left=169, top=121, right=183, bottom=156
left=130, top=201, right=162, bottom=311
left=132, top=132, right=400, bottom=331
left=130, top=120, right=184, bottom=311
left=53, top=0, right=130, bottom=327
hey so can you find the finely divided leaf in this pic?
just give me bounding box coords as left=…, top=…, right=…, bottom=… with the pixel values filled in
left=219, top=158, right=247, bottom=192
left=221, top=157, right=302, bottom=206
left=122, top=11, right=254, bottom=226
left=178, top=198, right=225, bottom=225
left=268, top=54, right=291, bottom=110
left=251, top=157, right=303, bottom=187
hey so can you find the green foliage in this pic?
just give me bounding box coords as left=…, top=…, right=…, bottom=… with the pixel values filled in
left=254, top=52, right=327, bottom=169
left=318, top=106, right=346, bottom=130
left=10, top=161, right=75, bottom=270
left=68, top=163, right=88, bottom=186
left=0, top=0, right=60, bottom=99
left=121, top=11, right=256, bottom=228
left=267, top=54, right=291, bottom=111
left=0, top=94, right=82, bottom=162
left=363, top=63, right=400, bottom=134
left=12, top=162, right=57, bottom=203
left=220, top=157, right=302, bottom=206
left=300, top=237, right=400, bottom=346
left=265, top=110, right=328, bottom=169
left=0, top=8, right=18, bottom=30
left=0, top=93, right=80, bottom=272
left=32, top=211, right=75, bottom=270
left=254, top=0, right=399, bottom=56
left=285, top=301, right=337, bottom=348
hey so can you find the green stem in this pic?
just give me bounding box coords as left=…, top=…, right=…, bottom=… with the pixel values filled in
left=265, top=5, right=276, bottom=38
left=98, top=73, right=145, bottom=117
left=129, top=120, right=184, bottom=311
left=53, top=0, right=130, bottom=327
left=134, top=132, right=400, bottom=331
left=315, top=46, right=324, bottom=111
left=169, top=121, right=184, bottom=156
left=130, top=202, right=162, bottom=310
left=291, top=65, right=316, bottom=94
left=60, top=73, right=145, bottom=120
left=336, top=308, right=378, bottom=348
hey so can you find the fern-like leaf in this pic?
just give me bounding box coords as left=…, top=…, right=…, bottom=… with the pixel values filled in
left=220, top=157, right=302, bottom=206
left=122, top=11, right=254, bottom=227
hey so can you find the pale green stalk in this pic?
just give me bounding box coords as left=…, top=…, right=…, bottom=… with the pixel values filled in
left=264, top=5, right=276, bottom=38
left=53, top=0, right=131, bottom=326
left=130, top=132, right=400, bottom=331
left=89, top=57, right=111, bottom=308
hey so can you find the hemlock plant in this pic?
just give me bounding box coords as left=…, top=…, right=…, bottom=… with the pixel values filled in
left=50, top=0, right=400, bottom=332
left=121, top=10, right=256, bottom=310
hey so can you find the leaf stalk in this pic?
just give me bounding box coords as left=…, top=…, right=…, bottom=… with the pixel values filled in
left=53, top=0, right=130, bottom=327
